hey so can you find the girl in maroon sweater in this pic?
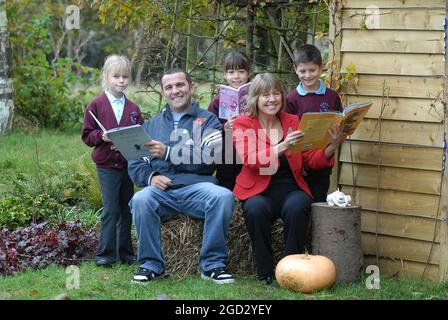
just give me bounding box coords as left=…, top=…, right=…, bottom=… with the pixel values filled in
left=207, top=51, right=251, bottom=190
left=82, top=55, right=144, bottom=267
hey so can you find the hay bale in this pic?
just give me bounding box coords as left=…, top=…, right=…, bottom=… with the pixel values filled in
left=161, top=201, right=284, bottom=277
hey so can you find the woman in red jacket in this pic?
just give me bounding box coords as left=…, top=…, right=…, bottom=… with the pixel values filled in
left=232, top=73, right=346, bottom=284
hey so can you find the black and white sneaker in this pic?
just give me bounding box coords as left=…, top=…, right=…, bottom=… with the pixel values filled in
left=201, top=267, right=235, bottom=284
left=131, top=267, right=169, bottom=284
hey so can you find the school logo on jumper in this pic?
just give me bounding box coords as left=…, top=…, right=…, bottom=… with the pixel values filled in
left=320, top=102, right=330, bottom=112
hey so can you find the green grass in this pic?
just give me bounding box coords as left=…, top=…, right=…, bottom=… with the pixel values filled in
left=0, top=129, right=90, bottom=193
left=0, top=262, right=447, bottom=300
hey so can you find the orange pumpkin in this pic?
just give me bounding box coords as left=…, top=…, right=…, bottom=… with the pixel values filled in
left=275, top=254, right=336, bottom=293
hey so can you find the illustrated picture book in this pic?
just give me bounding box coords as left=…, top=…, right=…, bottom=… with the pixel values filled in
left=290, top=101, right=372, bottom=153
left=218, top=82, right=251, bottom=120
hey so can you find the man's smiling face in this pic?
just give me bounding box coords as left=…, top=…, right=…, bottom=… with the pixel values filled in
left=161, top=72, right=195, bottom=113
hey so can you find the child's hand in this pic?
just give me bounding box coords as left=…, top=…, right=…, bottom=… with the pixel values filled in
left=224, top=117, right=236, bottom=130
left=110, top=144, right=118, bottom=151
left=329, top=123, right=347, bottom=148
left=102, top=133, right=112, bottom=143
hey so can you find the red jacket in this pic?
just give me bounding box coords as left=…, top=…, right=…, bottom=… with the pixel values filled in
left=232, top=112, right=334, bottom=200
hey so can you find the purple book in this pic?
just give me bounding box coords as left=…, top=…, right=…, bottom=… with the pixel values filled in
left=218, top=82, right=251, bottom=120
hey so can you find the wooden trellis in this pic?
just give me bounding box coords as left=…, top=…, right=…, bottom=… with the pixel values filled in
left=137, top=0, right=327, bottom=111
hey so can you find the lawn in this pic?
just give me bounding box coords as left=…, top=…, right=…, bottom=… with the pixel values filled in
left=0, top=262, right=447, bottom=300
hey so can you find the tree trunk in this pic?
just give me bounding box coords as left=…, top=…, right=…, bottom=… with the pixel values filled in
left=311, top=203, right=364, bottom=283
left=0, top=2, right=14, bottom=135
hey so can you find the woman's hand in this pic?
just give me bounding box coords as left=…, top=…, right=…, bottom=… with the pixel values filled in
left=274, top=130, right=305, bottom=156
left=284, top=130, right=305, bottom=149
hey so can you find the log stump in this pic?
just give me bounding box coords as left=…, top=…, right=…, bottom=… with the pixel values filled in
left=311, top=202, right=364, bottom=283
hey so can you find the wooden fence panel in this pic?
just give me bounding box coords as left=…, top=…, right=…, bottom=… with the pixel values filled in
left=341, top=187, right=440, bottom=219
left=339, top=163, right=442, bottom=195
left=339, top=142, right=442, bottom=171
left=341, top=30, right=444, bottom=54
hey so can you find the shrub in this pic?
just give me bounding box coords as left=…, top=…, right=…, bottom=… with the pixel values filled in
left=10, top=13, right=98, bottom=129
left=0, top=220, right=98, bottom=275
left=0, top=193, right=63, bottom=230
left=11, top=154, right=102, bottom=211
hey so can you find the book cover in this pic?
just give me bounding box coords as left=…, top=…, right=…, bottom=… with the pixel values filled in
left=218, top=82, right=251, bottom=120
left=290, top=101, right=372, bottom=153
left=105, top=124, right=152, bottom=161
left=88, top=111, right=151, bottom=160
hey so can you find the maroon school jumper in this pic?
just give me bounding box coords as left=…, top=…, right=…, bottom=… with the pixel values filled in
left=285, top=86, right=342, bottom=118
left=81, top=93, right=144, bottom=169
left=285, top=84, right=342, bottom=202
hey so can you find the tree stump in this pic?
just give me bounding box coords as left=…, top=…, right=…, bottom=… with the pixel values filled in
left=311, top=202, right=364, bottom=283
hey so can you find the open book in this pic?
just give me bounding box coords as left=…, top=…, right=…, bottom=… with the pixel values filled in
left=218, top=82, right=251, bottom=120
left=89, top=111, right=151, bottom=160
left=290, top=101, right=372, bottom=153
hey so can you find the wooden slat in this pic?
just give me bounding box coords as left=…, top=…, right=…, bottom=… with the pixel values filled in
left=362, top=233, right=439, bottom=264
left=341, top=30, right=444, bottom=54
left=341, top=52, right=444, bottom=76
left=364, top=256, right=439, bottom=281
left=343, top=75, right=443, bottom=99
left=345, top=96, right=444, bottom=123
left=341, top=187, right=440, bottom=218
left=342, top=0, right=445, bottom=9
left=339, top=142, right=443, bottom=171
left=339, top=163, right=442, bottom=195
left=362, top=211, right=441, bottom=242
left=342, top=9, right=445, bottom=31
left=350, top=119, right=443, bottom=147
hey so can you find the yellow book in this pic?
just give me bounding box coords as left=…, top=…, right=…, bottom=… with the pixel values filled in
left=290, top=101, right=372, bottom=153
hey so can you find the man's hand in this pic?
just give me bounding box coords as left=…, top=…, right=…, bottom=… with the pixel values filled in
left=144, top=140, right=167, bottom=159
left=150, top=175, right=173, bottom=190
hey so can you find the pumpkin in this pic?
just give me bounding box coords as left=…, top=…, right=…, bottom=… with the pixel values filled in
left=275, top=254, right=336, bottom=293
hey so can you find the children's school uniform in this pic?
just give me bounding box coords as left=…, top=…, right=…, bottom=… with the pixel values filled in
left=208, top=95, right=242, bottom=191
left=82, top=91, right=144, bottom=265
left=285, top=80, right=342, bottom=202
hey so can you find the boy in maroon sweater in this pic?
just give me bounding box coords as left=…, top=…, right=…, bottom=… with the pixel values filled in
left=208, top=51, right=251, bottom=191
left=285, top=44, right=342, bottom=202
left=82, top=55, right=144, bottom=267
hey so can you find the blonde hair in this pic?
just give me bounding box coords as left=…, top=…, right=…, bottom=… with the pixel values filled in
left=246, top=73, right=285, bottom=117
left=101, top=55, right=131, bottom=90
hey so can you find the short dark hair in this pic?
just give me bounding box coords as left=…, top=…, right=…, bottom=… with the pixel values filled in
left=224, top=50, right=251, bottom=72
left=293, top=44, right=322, bottom=66
left=161, top=68, right=193, bottom=86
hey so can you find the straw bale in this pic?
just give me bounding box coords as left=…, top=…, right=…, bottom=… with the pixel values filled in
left=161, top=201, right=284, bottom=278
